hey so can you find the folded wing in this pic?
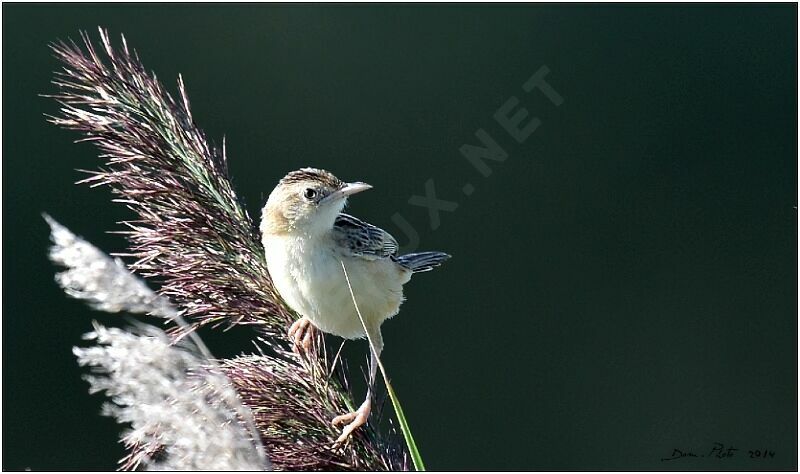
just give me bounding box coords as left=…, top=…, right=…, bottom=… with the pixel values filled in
left=332, top=213, right=399, bottom=260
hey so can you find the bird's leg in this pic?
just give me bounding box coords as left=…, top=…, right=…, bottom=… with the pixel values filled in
left=287, top=316, right=317, bottom=353
left=332, top=328, right=382, bottom=445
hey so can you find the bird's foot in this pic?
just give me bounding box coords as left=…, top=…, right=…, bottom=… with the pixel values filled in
left=331, top=398, right=371, bottom=446
left=288, top=316, right=317, bottom=354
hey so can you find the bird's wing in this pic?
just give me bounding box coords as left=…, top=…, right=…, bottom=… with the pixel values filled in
left=332, top=213, right=399, bottom=260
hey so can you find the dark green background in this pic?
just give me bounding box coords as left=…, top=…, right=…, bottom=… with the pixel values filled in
left=3, top=3, right=797, bottom=471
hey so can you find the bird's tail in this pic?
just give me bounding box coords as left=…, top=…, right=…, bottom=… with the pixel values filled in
left=394, top=251, right=451, bottom=273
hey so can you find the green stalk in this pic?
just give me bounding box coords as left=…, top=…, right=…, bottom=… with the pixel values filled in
left=339, top=261, right=426, bottom=471
left=383, top=375, right=426, bottom=471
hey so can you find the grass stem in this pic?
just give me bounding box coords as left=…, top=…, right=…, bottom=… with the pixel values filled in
left=339, top=260, right=426, bottom=471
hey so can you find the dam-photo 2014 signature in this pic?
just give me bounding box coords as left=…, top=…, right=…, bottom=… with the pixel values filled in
left=661, top=442, right=776, bottom=462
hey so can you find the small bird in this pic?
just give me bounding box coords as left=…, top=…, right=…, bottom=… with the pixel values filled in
left=260, top=168, right=450, bottom=444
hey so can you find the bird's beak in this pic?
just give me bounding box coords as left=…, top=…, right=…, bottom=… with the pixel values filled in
left=323, top=182, right=372, bottom=203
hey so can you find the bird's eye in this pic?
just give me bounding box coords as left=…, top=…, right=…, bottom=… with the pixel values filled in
left=303, top=188, right=317, bottom=200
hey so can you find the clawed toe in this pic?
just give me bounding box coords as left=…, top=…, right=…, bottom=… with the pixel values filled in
left=331, top=411, right=357, bottom=426
left=331, top=399, right=371, bottom=446
left=288, top=317, right=317, bottom=354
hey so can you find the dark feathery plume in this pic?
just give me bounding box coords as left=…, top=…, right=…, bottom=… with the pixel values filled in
left=48, top=29, right=288, bottom=336
left=47, top=28, right=409, bottom=470
left=219, top=353, right=407, bottom=471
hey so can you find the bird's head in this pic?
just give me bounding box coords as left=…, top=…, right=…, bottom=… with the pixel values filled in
left=261, top=168, right=371, bottom=236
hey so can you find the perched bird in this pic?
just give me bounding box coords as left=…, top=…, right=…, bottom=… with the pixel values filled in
left=260, top=168, right=450, bottom=443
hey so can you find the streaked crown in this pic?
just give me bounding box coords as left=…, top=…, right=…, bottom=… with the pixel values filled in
left=279, top=168, right=344, bottom=190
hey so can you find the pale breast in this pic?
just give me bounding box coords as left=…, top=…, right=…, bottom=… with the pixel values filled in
left=263, top=233, right=410, bottom=339
left=263, top=234, right=310, bottom=320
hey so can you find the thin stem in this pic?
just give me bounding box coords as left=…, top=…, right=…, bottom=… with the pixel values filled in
left=339, top=260, right=426, bottom=471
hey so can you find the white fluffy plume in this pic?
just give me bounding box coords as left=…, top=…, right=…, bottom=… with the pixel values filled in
left=74, top=323, right=267, bottom=470
left=44, top=213, right=174, bottom=317
left=46, top=215, right=269, bottom=470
